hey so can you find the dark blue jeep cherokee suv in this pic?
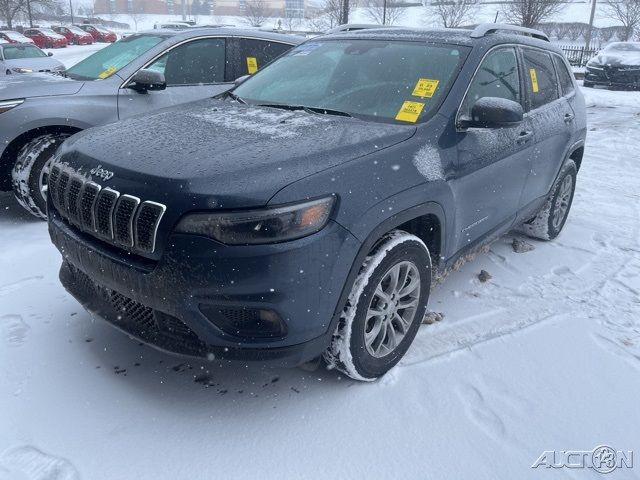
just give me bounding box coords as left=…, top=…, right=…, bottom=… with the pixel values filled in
left=47, top=24, right=586, bottom=381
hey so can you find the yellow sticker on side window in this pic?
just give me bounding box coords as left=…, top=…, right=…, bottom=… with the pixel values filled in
left=246, top=56, right=258, bottom=74
left=412, top=78, right=439, bottom=98
left=529, top=68, right=539, bottom=93
left=395, top=101, right=425, bottom=123
left=98, top=66, right=117, bottom=79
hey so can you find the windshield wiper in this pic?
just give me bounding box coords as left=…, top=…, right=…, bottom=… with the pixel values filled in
left=225, top=91, right=246, bottom=104
left=258, top=103, right=352, bottom=118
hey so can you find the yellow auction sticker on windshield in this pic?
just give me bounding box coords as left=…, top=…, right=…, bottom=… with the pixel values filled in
left=529, top=68, right=539, bottom=93
left=98, top=66, right=116, bottom=79
left=246, top=56, right=258, bottom=74
left=395, top=101, right=425, bottom=123
left=412, top=78, right=439, bottom=98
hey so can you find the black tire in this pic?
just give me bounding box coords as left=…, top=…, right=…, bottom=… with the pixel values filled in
left=583, top=80, right=594, bottom=88
left=518, top=160, right=577, bottom=241
left=11, top=134, right=70, bottom=219
left=324, top=230, right=431, bottom=381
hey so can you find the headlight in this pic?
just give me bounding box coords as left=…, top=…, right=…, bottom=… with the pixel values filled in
left=0, top=99, right=25, bottom=113
left=175, top=196, right=335, bottom=245
left=12, top=67, right=33, bottom=73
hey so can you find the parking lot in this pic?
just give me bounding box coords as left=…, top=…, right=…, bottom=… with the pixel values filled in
left=1, top=82, right=639, bottom=478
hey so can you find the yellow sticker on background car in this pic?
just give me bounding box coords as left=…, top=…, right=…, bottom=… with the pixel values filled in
left=529, top=68, right=539, bottom=93
left=395, top=101, right=425, bottom=123
left=98, top=66, right=116, bottom=79
left=412, top=78, right=439, bottom=98
left=246, top=56, right=258, bottom=74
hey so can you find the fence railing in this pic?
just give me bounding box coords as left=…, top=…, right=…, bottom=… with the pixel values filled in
left=560, top=45, right=598, bottom=67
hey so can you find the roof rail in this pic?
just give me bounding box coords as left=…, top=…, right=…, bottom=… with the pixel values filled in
left=470, top=23, right=549, bottom=42
left=326, top=23, right=392, bottom=34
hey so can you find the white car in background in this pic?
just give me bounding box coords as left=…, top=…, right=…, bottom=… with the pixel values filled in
left=1, top=43, right=65, bottom=75
left=0, top=30, right=36, bottom=44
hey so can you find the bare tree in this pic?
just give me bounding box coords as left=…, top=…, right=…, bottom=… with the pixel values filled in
left=306, top=10, right=331, bottom=31
left=430, top=0, right=477, bottom=28
left=243, top=0, right=268, bottom=27
left=128, top=0, right=146, bottom=31
left=602, top=0, right=640, bottom=41
left=282, top=9, right=302, bottom=31
left=0, top=0, right=55, bottom=28
left=501, top=0, right=566, bottom=28
left=364, top=0, right=405, bottom=25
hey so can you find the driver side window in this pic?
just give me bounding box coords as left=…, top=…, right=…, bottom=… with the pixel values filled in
left=460, top=48, right=520, bottom=119
left=147, top=38, right=226, bottom=86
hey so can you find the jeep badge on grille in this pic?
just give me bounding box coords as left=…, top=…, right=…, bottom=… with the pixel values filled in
left=90, top=165, right=114, bottom=181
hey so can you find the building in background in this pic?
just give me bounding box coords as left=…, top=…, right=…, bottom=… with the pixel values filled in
left=93, top=0, right=307, bottom=17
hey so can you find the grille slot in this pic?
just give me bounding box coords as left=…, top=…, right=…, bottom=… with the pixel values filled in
left=135, top=202, right=166, bottom=253
left=57, top=171, right=71, bottom=212
left=49, top=164, right=166, bottom=254
left=48, top=164, right=61, bottom=206
left=79, top=182, right=101, bottom=230
left=114, top=195, right=140, bottom=246
left=95, top=188, right=120, bottom=239
left=66, top=176, right=83, bottom=224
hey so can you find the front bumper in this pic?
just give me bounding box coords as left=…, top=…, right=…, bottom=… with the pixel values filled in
left=49, top=212, right=361, bottom=366
left=585, top=66, right=640, bottom=89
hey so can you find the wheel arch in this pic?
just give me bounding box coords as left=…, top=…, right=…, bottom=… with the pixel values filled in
left=0, top=125, right=82, bottom=191
left=327, top=202, right=446, bottom=338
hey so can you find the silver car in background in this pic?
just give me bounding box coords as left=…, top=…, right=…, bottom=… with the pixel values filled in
left=1, top=43, right=65, bottom=75
left=0, top=28, right=301, bottom=217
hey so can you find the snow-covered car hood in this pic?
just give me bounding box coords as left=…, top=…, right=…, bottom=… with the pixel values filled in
left=588, top=51, right=640, bottom=67
left=0, top=73, right=83, bottom=99
left=3, top=57, right=65, bottom=72
left=58, top=99, right=417, bottom=208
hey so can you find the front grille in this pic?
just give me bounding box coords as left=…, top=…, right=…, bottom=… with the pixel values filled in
left=49, top=164, right=166, bottom=254
left=65, top=263, right=206, bottom=356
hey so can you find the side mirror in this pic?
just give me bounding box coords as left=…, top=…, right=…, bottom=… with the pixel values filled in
left=459, top=97, right=523, bottom=129
left=47, top=52, right=53, bottom=57
left=234, top=74, right=250, bottom=86
left=127, top=69, right=166, bottom=93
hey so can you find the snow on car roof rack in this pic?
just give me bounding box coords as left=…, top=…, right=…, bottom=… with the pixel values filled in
left=470, top=23, right=549, bottom=42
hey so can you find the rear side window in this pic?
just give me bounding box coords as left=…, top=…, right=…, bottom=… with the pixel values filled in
left=149, top=38, right=226, bottom=85
left=238, top=38, right=292, bottom=75
left=522, top=49, right=559, bottom=110
left=553, top=55, right=575, bottom=96
left=460, top=47, right=520, bottom=119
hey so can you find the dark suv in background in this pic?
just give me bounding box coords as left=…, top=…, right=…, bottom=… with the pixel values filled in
left=47, top=24, right=586, bottom=382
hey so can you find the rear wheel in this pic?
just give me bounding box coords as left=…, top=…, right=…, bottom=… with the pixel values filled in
left=518, top=161, right=577, bottom=241
left=324, top=230, right=431, bottom=381
left=583, top=80, right=594, bottom=88
left=11, top=133, right=70, bottom=219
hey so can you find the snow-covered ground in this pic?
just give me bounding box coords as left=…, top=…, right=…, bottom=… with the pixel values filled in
left=1, top=83, right=640, bottom=478
left=43, top=43, right=108, bottom=69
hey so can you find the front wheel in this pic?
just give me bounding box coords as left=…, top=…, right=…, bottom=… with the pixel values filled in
left=11, top=133, right=70, bottom=219
left=518, top=160, right=577, bottom=241
left=324, top=230, right=431, bottom=381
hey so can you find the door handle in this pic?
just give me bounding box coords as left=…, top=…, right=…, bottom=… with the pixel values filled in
left=517, top=130, right=533, bottom=144
left=564, top=113, right=575, bottom=123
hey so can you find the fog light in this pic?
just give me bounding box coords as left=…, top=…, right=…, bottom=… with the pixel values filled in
left=199, top=305, right=287, bottom=338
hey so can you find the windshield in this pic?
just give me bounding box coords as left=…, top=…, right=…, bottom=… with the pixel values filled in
left=39, top=28, right=61, bottom=36
left=3, top=31, right=27, bottom=40
left=66, top=34, right=165, bottom=80
left=2, top=44, right=46, bottom=59
left=233, top=40, right=467, bottom=124
left=606, top=42, right=640, bottom=52
left=67, top=26, right=87, bottom=35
